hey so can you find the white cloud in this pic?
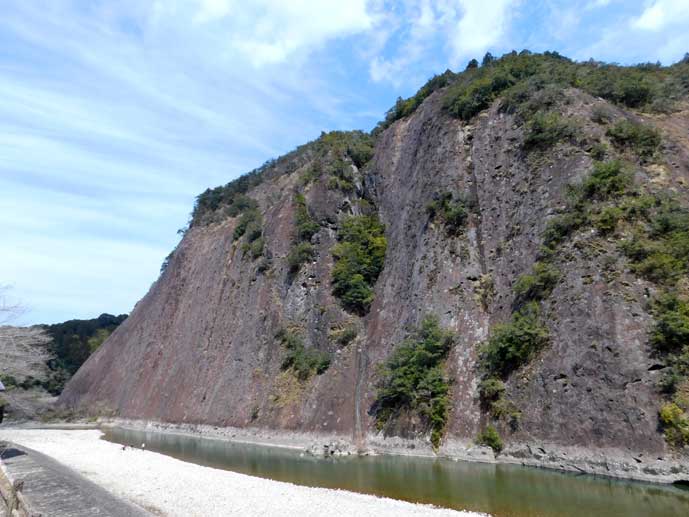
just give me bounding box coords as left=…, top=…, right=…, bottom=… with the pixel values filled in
left=185, top=0, right=373, bottom=66
left=449, top=0, right=516, bottom=59
left=632, top=0, right=689, bottom=31
left=367, top=0, right=519, bottom=84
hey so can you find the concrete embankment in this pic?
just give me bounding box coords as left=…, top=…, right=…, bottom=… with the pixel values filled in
left=0, top=440, right=148, bottom=516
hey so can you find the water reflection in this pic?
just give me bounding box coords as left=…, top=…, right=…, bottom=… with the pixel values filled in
left=102, top=427, right=689, bottom=517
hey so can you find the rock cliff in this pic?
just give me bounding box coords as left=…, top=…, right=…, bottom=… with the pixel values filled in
left=59, top=52, right=689, bottom=480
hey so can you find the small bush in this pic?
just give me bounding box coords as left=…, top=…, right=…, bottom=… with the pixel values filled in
left=278, top=329, right=330, bottom=381
left=590, top=142, right=608, bottom=161
left=523, top=111, right=576, bottom=151
left=513, top=262, right=560, bottom=307
left=332, top=215, right=387, bottom=314
left=480, top=302, right=549, bottom=379
left=650, top=295, right=689, bottom=354
left=591, top=105, right=614, bottom=124
left=444, top=72, right=515, bottom=120
left=347, top=138, right=375, bottom=168
left=294, top=194, right=320, bottom=242
left=0, top=375, right=18, bottom=389
left=542, top=211, right=586, bottom=252
left=593, top=206, right=624, bottom=235
left=659, top=402, right=689, bottom=447
left=287, top=242, right=315, bottom=273
left=226, top=194, right=258, bottom=217
left=330, top=325, right=358, bottom=347
left=374, top=316, right=454, bottom=449
left=233, top=209, right=262, bottom=241
left=478, top=377, right=506, bottom=406
left=427, top=192, right=468, bottom=236
left=476, top=425, right=503, bottom=453
left=606, top=120, right=661, bottom=159
left=243, top=237, right=264, bottom=259
left=581, top=160, right=632, bottom=200
left=621, top=204, right=689, bottom=284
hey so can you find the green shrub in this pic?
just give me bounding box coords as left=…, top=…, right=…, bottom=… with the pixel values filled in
left=347, top=138, right=375, bottom=168
left=330, top=325, right=358, bottom=347
left=444, top=72, right=515, bottom=120
left=659, top=402, right=689, bottom=447
left=593, top=206, right=624, bottom=235
left=590, top=142, right=608, bottom=160
left=606, top=120, right=661, bottom=159
left=244, top=237, right=264, bottom=259
left=523, top=111, right=576, bottom=151
left=478, top=377, right=506, bottom=406
left=427, top=192, right=468, bottom=236
left=278, top=329, right=330, bottom=381
left=294, top=194, right=320, bottom=242
left=193, top=130, right=371, bottom=225
left=226, top=194, right=258, bottom=217
left=480, top=302, right=549, bottom=379
left=501, top=81, right=563, bottom=122
left=542, top=211, right=586, bottom=252
left=374, top=316, right=454, bottom=448
left=287, top=242, right=315, bottom=273
left=332, top=215, right=387, bottom=314
left=650, top=295, right=689, bottom=354
left=581, top=160, right=632, bottom=200
left=327, top=176, right=355, bottom=192
left=233, top=209, right=262, bottom=241
left=621, top=204, right=689, bottom=284
left=476, top=425, right=503, bottom=453
left=513, top=262, right=560, bottom=307
left=285, top=194, right=320, bottom=273
left=0, top=375, right=18, bottom=389
left=590, top=105, right=614, bottom=125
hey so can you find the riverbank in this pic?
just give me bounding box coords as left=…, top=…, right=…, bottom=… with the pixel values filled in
left=0, top=429, right=483, bottom=516
left=99, top=417, right=689, bottom=485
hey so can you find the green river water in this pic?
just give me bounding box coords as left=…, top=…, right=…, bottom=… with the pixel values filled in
left=102, top=427, right=689, bottom=516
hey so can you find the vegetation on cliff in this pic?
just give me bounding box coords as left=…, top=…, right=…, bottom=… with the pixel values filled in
left=192, top=131, right=374, bottom=227
left=277, top=328, right=330, bottom=381
left=476, top=424, right=504, bottom=454
left=332, top=214, right=387, bottom=314
left=427, top=192, right=469, bottom=236
left=234, top=208, right=265, bottom=260
left=378, top=50, right=688, bottom=130
left=287, top=193, right=319, bottom=274
left=374, top=316, right=454, bottom=448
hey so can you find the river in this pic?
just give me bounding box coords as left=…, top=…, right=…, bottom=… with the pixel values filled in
left=102, top=427, right=689, bottom=516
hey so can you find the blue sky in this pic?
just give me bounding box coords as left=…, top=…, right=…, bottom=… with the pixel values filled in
left=2, top=0, right=688, bottom=325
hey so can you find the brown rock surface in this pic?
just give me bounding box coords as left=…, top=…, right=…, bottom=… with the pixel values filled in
left=59, top=85, right=689, bottom=476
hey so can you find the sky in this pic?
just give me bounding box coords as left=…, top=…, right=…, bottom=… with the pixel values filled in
left=2, top=0, right=689, bottom=325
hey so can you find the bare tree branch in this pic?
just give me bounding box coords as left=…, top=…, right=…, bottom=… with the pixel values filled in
left=0, top=285, right=26, bottom=325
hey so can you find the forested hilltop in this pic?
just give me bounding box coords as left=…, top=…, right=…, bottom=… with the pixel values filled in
left=61, top=51, right=689, bottom=482
left=1, top=313, right=127, bottom=406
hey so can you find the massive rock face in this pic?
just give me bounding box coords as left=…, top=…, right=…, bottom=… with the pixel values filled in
left=60, top=76, right=689, bottom=470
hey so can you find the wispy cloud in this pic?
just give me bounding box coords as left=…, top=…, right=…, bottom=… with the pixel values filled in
left=632, top=0, right=689, bottom=31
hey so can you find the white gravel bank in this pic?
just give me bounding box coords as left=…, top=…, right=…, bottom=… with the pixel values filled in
left=0, top=429, right=485, bottom=517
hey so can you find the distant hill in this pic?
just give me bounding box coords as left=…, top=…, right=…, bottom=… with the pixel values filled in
left=45, top=313, right=128, bottom=380
left=0, top=313, right=127, bottom=419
